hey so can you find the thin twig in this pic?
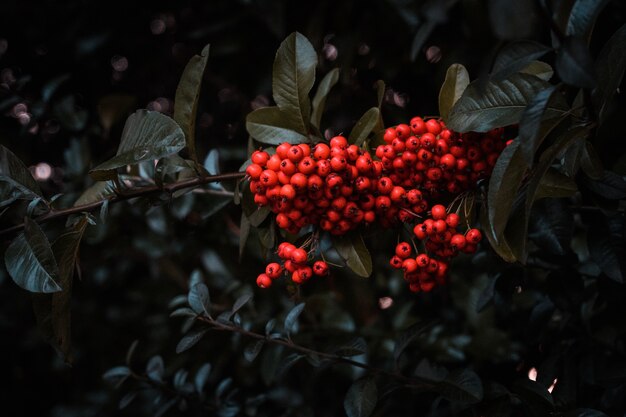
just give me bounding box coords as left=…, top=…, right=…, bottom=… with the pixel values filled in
left=0, top=172, right=246, bottom=237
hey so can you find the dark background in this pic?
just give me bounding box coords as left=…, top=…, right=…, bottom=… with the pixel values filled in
left=1, top=1, right=626, bottom=416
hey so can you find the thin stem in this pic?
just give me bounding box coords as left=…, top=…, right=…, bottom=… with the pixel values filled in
left=196, top=316, right=432, bottom=389
left=0, top=172, right=246, bottom=237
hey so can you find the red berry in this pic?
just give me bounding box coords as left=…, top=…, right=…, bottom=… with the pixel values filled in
left=256, top=273, right=272, bottom=288
left=466, top=228, right=482, bottom=244
left=395, top=242, right=412, bottom=259
left=313, top=261, right=329, bottom=276
left=431, top=204, right=447, bottom=220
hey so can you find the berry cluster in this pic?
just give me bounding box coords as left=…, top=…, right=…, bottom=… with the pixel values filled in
left=247, top=117, right=511, bottom=292
left=389, top=204, right=483, bottom=293
left=256, top=242, right=329, bottom=288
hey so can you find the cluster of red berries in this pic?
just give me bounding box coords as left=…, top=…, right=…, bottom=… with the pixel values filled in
left=247, top=117, right=510, bottom=291
left=256, top=242, right=329, bottom=288
left=389, top=204, right=483, bottom=293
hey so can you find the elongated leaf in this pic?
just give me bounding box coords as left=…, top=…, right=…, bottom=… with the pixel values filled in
left=90, top=110, right=185, bottom=180
left=518, top=86, right=568, bottom=165
left=393, top=320, right=435, bottom=363
left=146, top=355, right=164, bottom=381
left=556, top=36, right=596, bottom=88
left=480, top=200, right=517, bottom=263
left=174, top=44, right=210, bottom=162
left=492, top=41, right=552, bottom=78
left=439, top=64, right=470, bottom=122
left=582, top=171, right=626, bottom=199
left=0, top=145, right=42, bottom=206
left=272, top=32, right=317, bottom=135
left=535, top=169, right=578, bottom=199
left=528, top=199, right=574, bottom=255
left=448, top=73, right=562, bottom=133
left=311, top=68, right=340, bottom=129
left=176, top=329, right=209, bottom=353
left=593, top=24, right=626, bottom=122
left=284, top=302, right=305, bottom=335
left=349, top=107, right=380, bottom=146
left=520, top=61, right=554, bottom=81
left=246, top=106, right=310, bottom=145
left=334, top=337, right=367, bottom=357
left=244, top=340, right=264, bottom=362
left=102, top=366, right=131, bottom=382
left=194, top=362, right=212, bottom=393
left=344, top=377, right=377, bottom=417
left=5, top=217, right=61, bottom=293
left=333, top=233, right=372, bottom=277
left=565, top=0, right=610, bottom=40
left=436, top=369, right=484, bottom=404
left=487, top=141, right=526, bottom=240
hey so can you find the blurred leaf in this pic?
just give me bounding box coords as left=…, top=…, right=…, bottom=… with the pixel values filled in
left=194, top=363, right=212, bottom=394
left=188, top=283, right=210, bottom=316
left=512, top=378, right=554, bottom=410
left=487, top=141, right=526, bottom=241
left=73, top=180, right=117, bottom=206
left=204, top=149, right=220, bottom=175
left=436, top=369, right=484, bottom=404
left=376, top=80, right=386, bottom=109
left=492, top=40, right=552, bottom=79
left=582, top=170, right=626, bottom=199
left=102, top=366, right=131, bottom=382
left=564, top=409, right=609, bottom=417
left=565, top=0, right=610, bottom=40
left=146, top=355, right=165, bottom=382
left=265, top=319, right=276, bottom=335
left=334, top=337, right=367, bottom=357
left=520, top=61, right=554, bottom=81
left=588, top=213, right=625, bottom=283
left=476, top=274, right=500, bottom=312
left=448, top=73, right=561, bottom=133
left=535, top=169, right=578, bottom=199
left=439, top=64, right=470, bottom=122
left=153, top=399, right=177, bottom=417
left=410, top=20, right=436, bottom=61
left=42, top=73, right=70, bottom=102
left=414, top=359, right=448, bottom=382
left=593, top=24, right=626, bottom=122
left=488, top=0, right=541, bottom=40
left=311, top=68, right=340, bottom=130
left=284, top=302, right=305, bottom=335
left=155, top=155, right=197, bottom=188
left=244, top=340, right=265, bottom=362
left=118, top=392, right=137, bottom=410
left=174, top=44, right=210, bottom=162
left=528, top=199, right=574, bottom=255
left=0, top=145, right=42, bottom=207
left=556, top=37, right=596, bottom=88
left=246, top=107, right=310, bottom=145
left=90, top=110, right=185, bottom=180
left=54, top=95, right=88, bottom=132
left=232, top=292, right=253, bottom=314
left=518, top=86, right=568, bottom=165
left=276, top=353, right=305, bottom=377
left=239, top=213, right=251, bottom=261
left=344, top=377, right=377, bottom=417
left=333, top=233, right=372, bottom=277
left=97, top=94, right=136, bottom=132
left=349, top=107, right=380, bottom=146
left=5, top=217, right=61, bottom=293
left=176, top=329, right=209, bottom=354
left=272, top=32, right=317, bottom=135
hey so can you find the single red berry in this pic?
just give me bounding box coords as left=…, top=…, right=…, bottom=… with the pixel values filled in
left=445, top=213, right=460, bottom=228
left=251, top=150, right=270, bottom=166
left=450, top=234, right=466, bottom=250
left=291, top=248, right=308, bottom=264
left=256, top=273, right=272, bottom=288
left=431, top=204, right=447, bottom=220
left=266, top=262, right=283, bottom=279
left=466, top=228, right=482, bottom=244
left=313, top=261, right=329, bottom=276
left=395, top=242, right=412, bottom=259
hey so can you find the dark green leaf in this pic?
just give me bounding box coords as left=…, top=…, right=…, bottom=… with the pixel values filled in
left=239, top=213, right=250, bottom=261
left=436, top=369, right=484, bottom=404
left=284, top=302, right=305, bottom=335
left=188, top=283, right=210, bottom=316
left=565, top=0, right=610, bottom=40
left=272, top=32, right=317, bottom=135
left=176, top=329, right=209, bottom=354
left=476, top=274, right=500, bottom=312
left=246, top=106, right=310, bottom=145
left=487, top=141, right=526, bottom=240
left=204, top=149, right=220, bottom=176
left=492, top=40, right=552, bottom=79
left=414, top=359, right=448, bottom=382
left=512, top=378, right=555, bottom=409
left=582, top=171, right=626, bottom=199
left=439, top=63, right=470, bottom=122
left=90, top=110, right=185, bottom=180
left=265, top=319, right=276, bottom=335
left=518, top=86, right=569, bottom=165
left=393, top=320, right=435, bottom=363
left=244, top=340, right=264, bottom=362
left=333, top=233, right=372, bottom=277
left=344, top=377, right=377, bottom=417
left=118, top=392, right=137, bottom=410
left=520, top=61, right=554, bottom=81
left=102, top=366, right=131, bottom=382
left=194, top=362, right=211, bottom=393
left=170, top=307, right=196, bottom=318
left=349, top=107, right=380, bottom=146
left=54, top=95, right=88, bottom=132
left=0, top=145, right=42, bottom=206
left=535, top=169, right=578, bottom=200
left=276, top=353, right=305, bottom=377
left=588, top=213, right=625, bottom=283
left=311, top=68, right=340, bottom=129
left=376, top=80, right=385, bottom=108
left=448, top=73, right=562, bottom=133
left=73, top=180, right=117, bottom=206
left=556, top=37, right=596, bottom=88
left=5, top=217, right=61, bottom=293
left=174, top=44, right=210, bottom=162
left=528, top=199, right=574, bottom=255
left=232, top=292, right=253, bottom=314
left=153, top=399, right=177, bottom=417
left=481, top=201, right=518, bottom=262
left=593, top=24, right=626, bottom=122
left=146, top=355, right=164, bottom=382
left=580, top=141, right=603, bottom=179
